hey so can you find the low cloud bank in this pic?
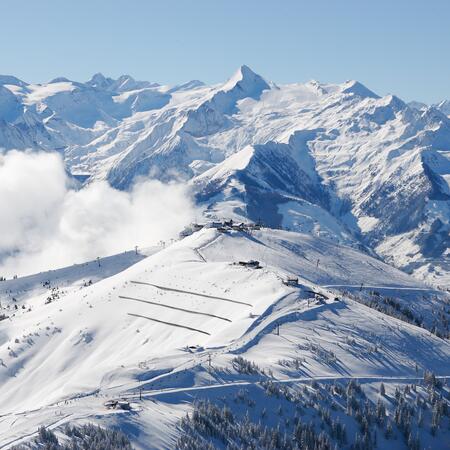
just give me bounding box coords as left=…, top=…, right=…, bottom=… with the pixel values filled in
left=0, top=150, right=198, bottom=277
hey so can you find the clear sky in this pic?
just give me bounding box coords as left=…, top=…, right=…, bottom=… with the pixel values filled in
left=1, top=0, right=449, bottom=103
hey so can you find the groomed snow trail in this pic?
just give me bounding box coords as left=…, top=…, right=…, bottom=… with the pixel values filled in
left=130, top=280, right=253, bottom=306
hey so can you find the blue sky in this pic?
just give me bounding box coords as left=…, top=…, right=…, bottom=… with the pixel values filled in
left=1, top=0, right=449, bottom=103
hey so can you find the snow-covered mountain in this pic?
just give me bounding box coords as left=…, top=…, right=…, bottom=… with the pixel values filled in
left=1, top=227, right=449, bottom=449
left=435, top=99, right=450, bottom=117
left=410, top=99, right=450, bottom=117
left=1, top=67, right=450, bottom=289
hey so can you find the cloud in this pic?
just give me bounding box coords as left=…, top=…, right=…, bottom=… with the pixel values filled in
left=0, top=150, right=198, bottom=277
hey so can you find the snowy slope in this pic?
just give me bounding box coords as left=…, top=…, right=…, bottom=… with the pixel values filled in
left=0, top=228, right=449, bottom=448
left=436, top=99, right=450, bottom=117
left=0, top=248, right=156, bottom=305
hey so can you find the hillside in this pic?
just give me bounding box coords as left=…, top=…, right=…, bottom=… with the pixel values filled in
left=1, top=227, right=449, bottom=449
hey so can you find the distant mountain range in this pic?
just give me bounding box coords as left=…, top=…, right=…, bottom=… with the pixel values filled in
left=1, top=66, right=449, bottom=287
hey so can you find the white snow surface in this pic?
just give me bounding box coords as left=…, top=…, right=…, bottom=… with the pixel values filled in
left=0, top=228, right=449, bottom=448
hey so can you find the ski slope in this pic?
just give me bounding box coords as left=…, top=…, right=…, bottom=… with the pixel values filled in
left=0, top=227, right=449, bottom=448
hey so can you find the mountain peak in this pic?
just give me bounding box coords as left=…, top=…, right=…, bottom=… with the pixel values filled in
left=117, top=74, right=135, bottom=82
left=114, top=74, right=159, bottom=91
left=408, top=100, right=428, bottom=112
left=86, top=73, right=159, bottom=92
left=183, top=66, right=269, bottom=136
left=49, top=77, right=71, bottom=84
left=341, top=80, right=379, bottom=99
left=0, top=74, right=28, bottom=87
left=238, top=64, right=256, bottom=77
left=89, top=72, right=107, bottom=82
left=86, top=72, right=114, bottom=89
left=222, top=65, right=270, bottom=99
left=436, top=99, right=450, bottom=115
left=169, top=80, right=205, bottom=93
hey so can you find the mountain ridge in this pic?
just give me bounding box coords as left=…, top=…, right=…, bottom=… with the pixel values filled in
left=0, top=66, right=449, bottom=287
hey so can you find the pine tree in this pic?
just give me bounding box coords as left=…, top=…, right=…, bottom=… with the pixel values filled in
left=385, top=422, right=393, bottom=439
